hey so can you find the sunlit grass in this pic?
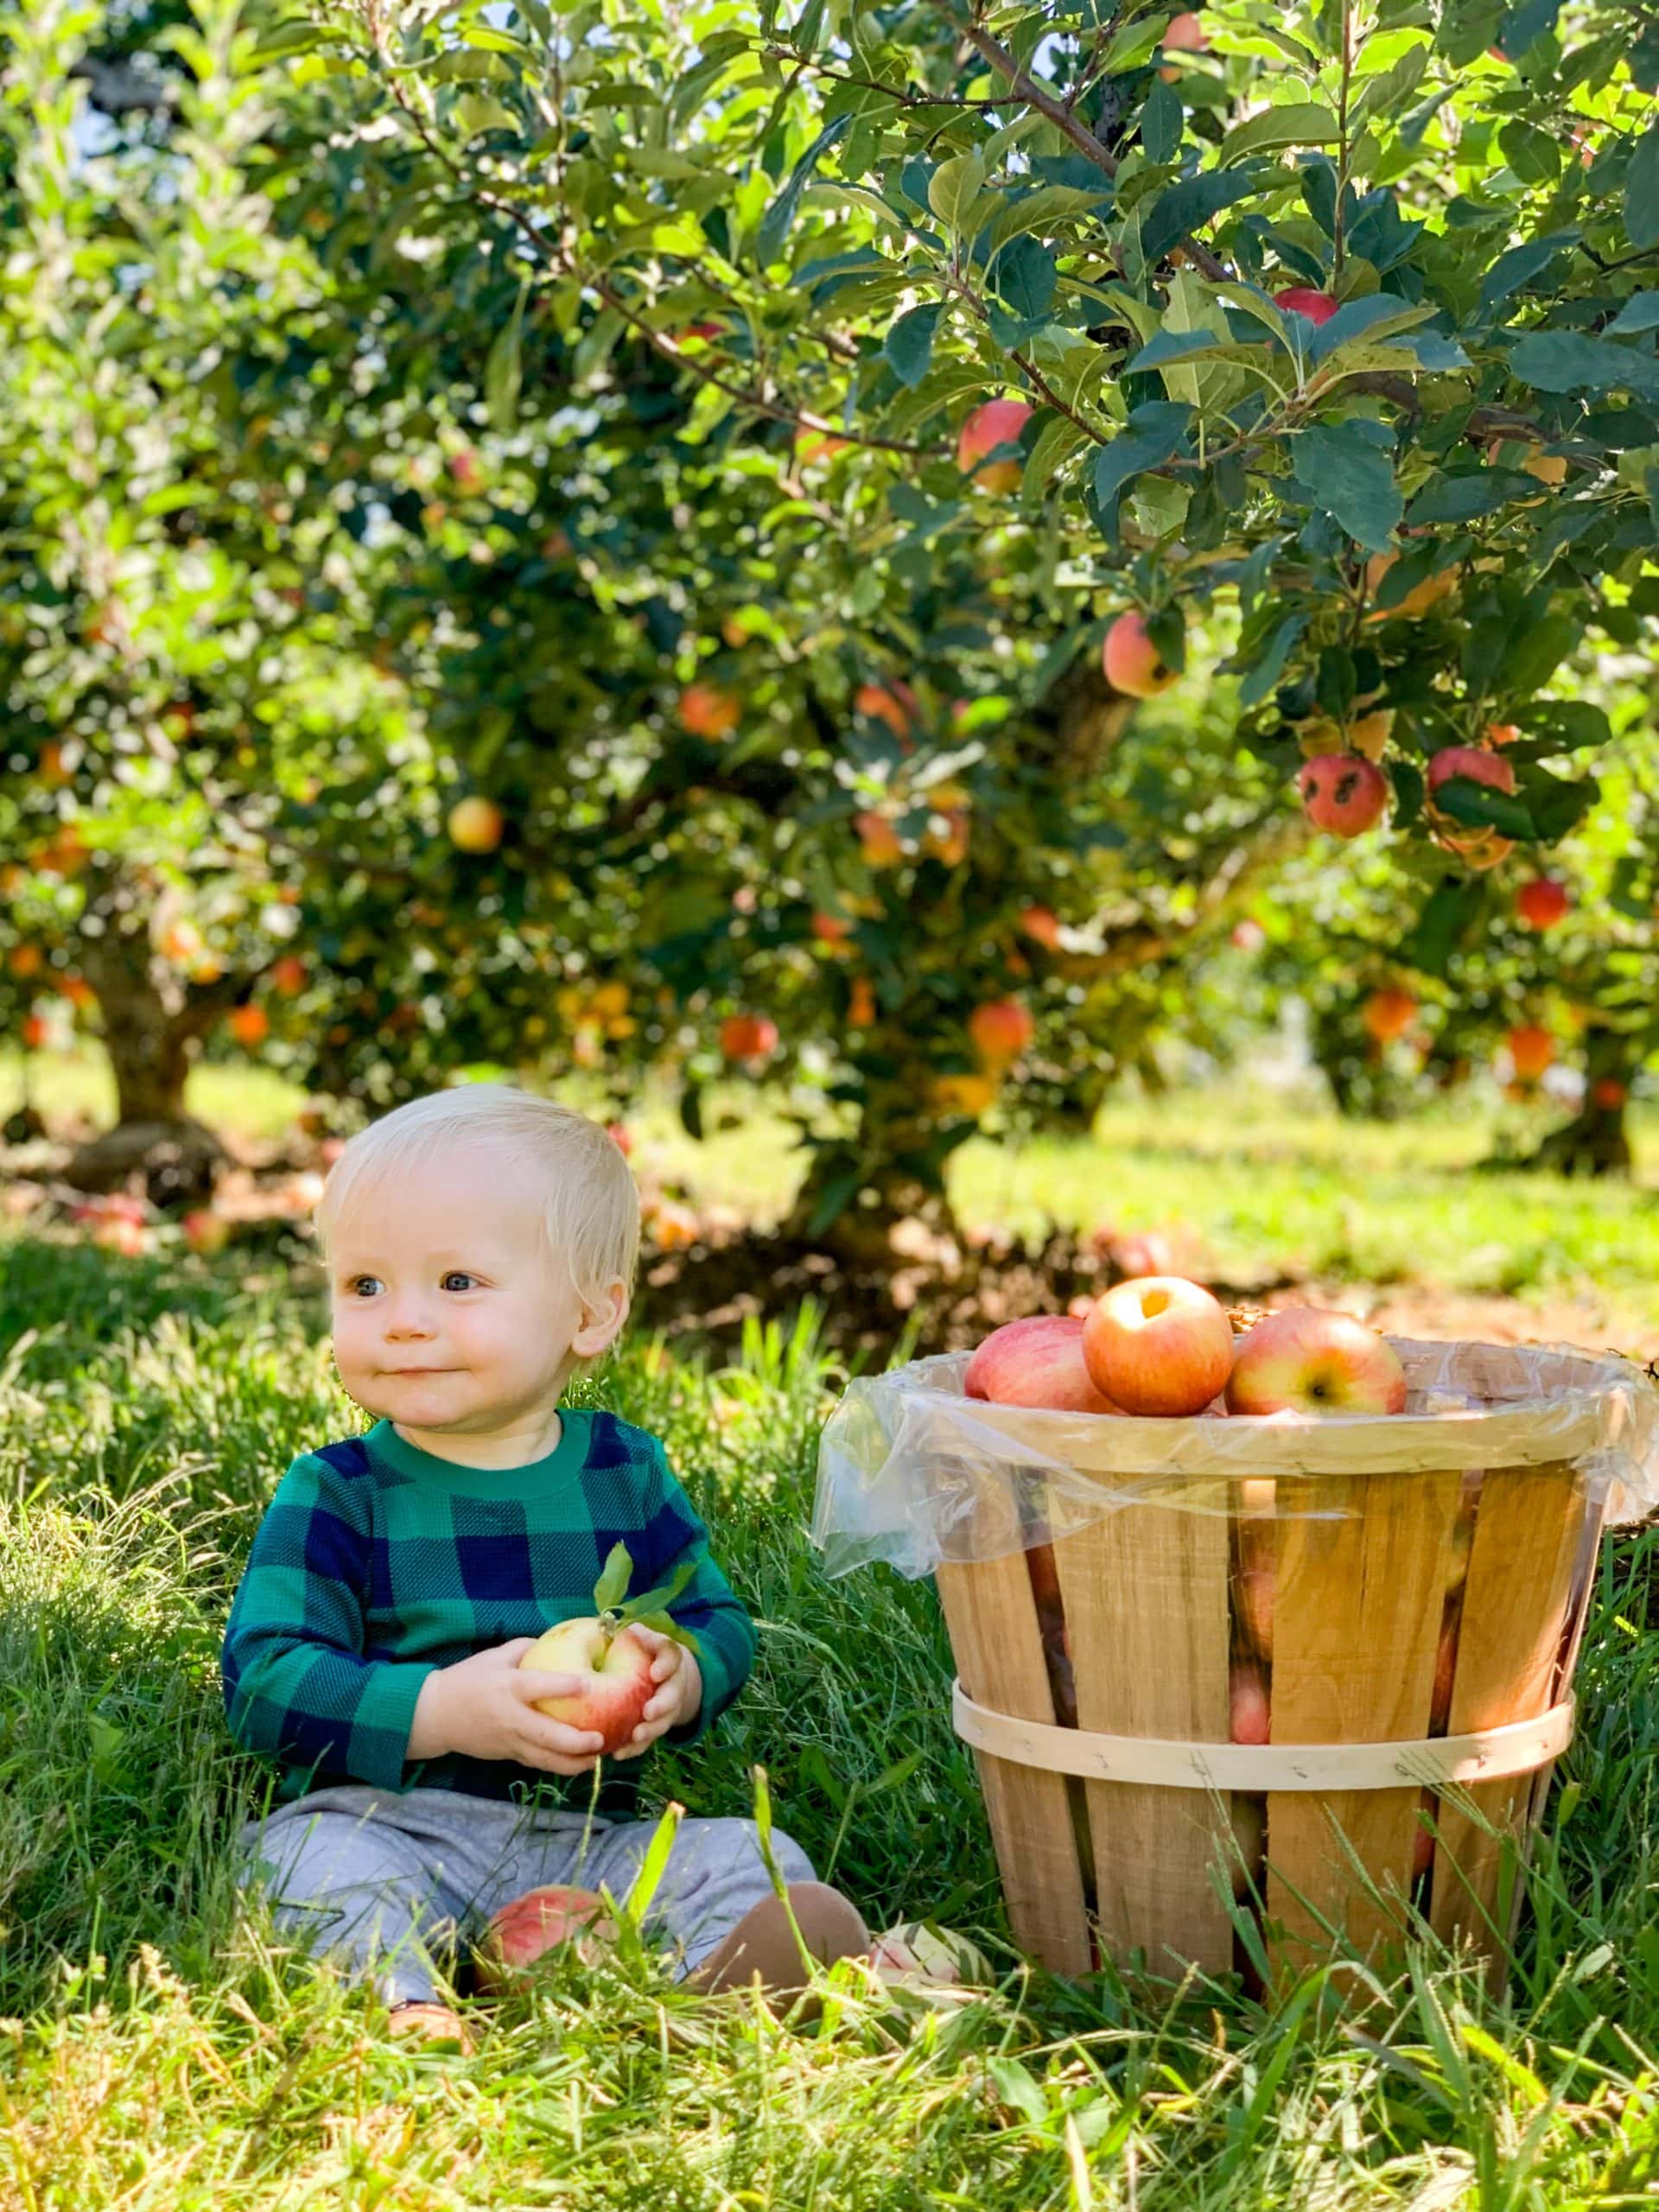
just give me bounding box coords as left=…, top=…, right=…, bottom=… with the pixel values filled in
left=4, top=1232, right=1659, bottom=2203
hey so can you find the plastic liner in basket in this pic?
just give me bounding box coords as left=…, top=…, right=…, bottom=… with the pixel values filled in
left=811, top=1336, right=1659, bottom=1581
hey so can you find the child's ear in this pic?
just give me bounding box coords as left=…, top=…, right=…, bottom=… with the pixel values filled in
left=570, top=1278, right=631, bottom=1359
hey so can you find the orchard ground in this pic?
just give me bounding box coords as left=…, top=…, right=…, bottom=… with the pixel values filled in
left=6, top=1139, right=1659, bottom=2202
left=9, top=1041, right=1659, bottom=1357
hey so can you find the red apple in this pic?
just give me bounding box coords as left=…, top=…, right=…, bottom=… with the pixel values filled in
left=956, top=399, right=1033, bottom=493
left=605, top=1122, right=633, bottom=1155
left=1507, top=1024, right=1554, bottom=1081
left=719, top=1013, right=779, bottom=1062
left=1362, top=987, right=1417, bottom=1044
left=1102, top=611, right=1179, bottom=699
left=965, top=1315, right=1123, bottom=1414
left=474, top=1885, right=616, bottom=1993
left=1298, top=753, right=1388, bottom=837
left=1274, top=287, right=1339, bottom=325
left=92, top=1216, right=149, bottom=1256
left=1230, top=1659, right=1271, bottom=1745
left=1592, top=1077, right=1628, bottom=1111
left=678, top=683, right=741, bottom=740
left=1081, top=1276, right=1236, bottom=1417
left=518, top=1618, right=658, bottom=1756
left=1427, top=745, right=1516, bottom=801
left=1162, top=10, right=1211, bottom=48
left=1019, top=904, right=1063, bottom=950
left=866, top=1921, right=993, bottom=1986
left=1516, top=878, right=1571, bottom=930
left=969, top=998, right=1034, bottom=1065
left=1225, top=1307, right=1407, bottom=1416
left=182, top=1210, right=230, bottom=1256
left=1108, top=1229, right=1175, bottom=1281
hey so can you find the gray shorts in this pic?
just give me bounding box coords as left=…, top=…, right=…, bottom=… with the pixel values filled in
left=234, top=1785, right=816, bottom=2007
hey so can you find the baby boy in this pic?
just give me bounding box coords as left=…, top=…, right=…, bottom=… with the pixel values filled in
left=224, top=1083, right=874, bottom=2048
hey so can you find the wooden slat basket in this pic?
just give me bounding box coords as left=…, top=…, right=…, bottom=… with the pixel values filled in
left=930, top=1339, right=1628, bottom=1992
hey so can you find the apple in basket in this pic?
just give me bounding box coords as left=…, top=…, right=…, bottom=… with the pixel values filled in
left=965, top=1314, right=1123, bottom=1414
left=1080, top=1277, right=1236, bottom=1417
left=518, top=1541, right=699, bottom=1757
left=1225, top=1307, right=1407, bottom=1416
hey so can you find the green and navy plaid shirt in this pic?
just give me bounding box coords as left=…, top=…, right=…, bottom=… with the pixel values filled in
left=221, top=1409, right=756, bottom=1812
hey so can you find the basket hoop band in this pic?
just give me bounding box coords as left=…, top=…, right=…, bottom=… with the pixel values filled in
left=951, top=1679, right=1574, bottom=1794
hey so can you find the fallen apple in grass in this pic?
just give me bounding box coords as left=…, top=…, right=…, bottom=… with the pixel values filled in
left=474, top=1885, right=616, bottom=1993
left=1225, top=1307, right=1407, bottom=1416
left=867, top=1920, right=994, bottom=1987
left=182, top=1209, right=230, bottom=1256
left=965, top=1315, right=1122, bottom=1415
left=1081, top=1276, right=1236, bottom=1417
left=518, top=1541, right=698, bottom=1758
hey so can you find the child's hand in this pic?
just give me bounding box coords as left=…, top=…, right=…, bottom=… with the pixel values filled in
left=409, top=1641, right=607, bottom=1775
left=608, top=1627, right=702, bottom=1760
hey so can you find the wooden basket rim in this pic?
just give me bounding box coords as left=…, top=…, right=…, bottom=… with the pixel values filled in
left=952, top=1680, right=1576, bottom=1791
left=928, top=1335, right=1625, bottom=1478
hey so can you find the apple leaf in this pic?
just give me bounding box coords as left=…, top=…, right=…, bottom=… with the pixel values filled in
left=1432, top=777, right=1536, bottom=839
left=613, top=1557, right=697, bottom=1626
left=593, top=1541, right=634, bottom=1614
left=626, top=1609, right=699, bottom=1651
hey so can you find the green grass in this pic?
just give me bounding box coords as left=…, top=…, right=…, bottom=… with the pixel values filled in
left=7, top=1228, right=1659, bottom=2203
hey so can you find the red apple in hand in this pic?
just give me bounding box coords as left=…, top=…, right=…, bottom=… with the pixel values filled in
left=1081, top=1276, right=1235, bottom=1416
left=1225, top=1307, right=1407, bottom=1415
left=519, top=1618, right=658, bottom=1755
left=518, top=1541, right=698, bottom=1757
left=965, top=1314, right=1123, bottom=1414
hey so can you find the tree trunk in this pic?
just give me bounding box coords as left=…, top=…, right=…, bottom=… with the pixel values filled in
left=62, top=873, right=240, bottom=1207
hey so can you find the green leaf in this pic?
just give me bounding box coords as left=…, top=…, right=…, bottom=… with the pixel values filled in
left=988, top=2057, right=1050, bottom=2126
left=884, top=302, right=942, bottom=388
left=252, top=19, right=325, bottom=60
left=1606, top=292, right=1659, bottom=335
left=1402, top=878, right=1484, bottom=976
left=1141, top=79, right=1184, bottom=164
left=756, top=112, right=851, bottom=265
left=805, top=1168, right=862, bottom=1236
left=1501, top=612, right=1580, bottom=693
left=1236, top=613, right=1306, bottom=708
left=593, top=1541, right=634, bottom=1613
left=1292, top=423, right=1402, bottom=550
left=614, top=1558, right=697, bottom=1625
left=1528, top=770, right=1599, bottom=842
left=1477, top=232, right=1580, bottom=320
left=484, top=279, right=529, bottom=430
left=1403, top=468, right=1540, bottom=524
left=994, top=236, right=1057, bottom=321
left=1139, top=169, right=1261, bottom=264
left=1628, top=124, right=1659, bottom=251
left=1432, top=778, right=1535, bottom=839
left=1217, top=104, right=1341, bottom=168
left=928, top=153, right=988, bottom=234
left=1509, top=329, right=1659, bottom=401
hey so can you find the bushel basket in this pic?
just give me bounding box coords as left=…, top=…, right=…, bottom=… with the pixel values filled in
left=814, top=1337, right=1659, bottom=1990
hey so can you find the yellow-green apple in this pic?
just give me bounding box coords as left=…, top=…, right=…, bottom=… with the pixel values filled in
left=1081, top=1276, right=1236, bottom=1416
left=1102, top=610, right=1178, bottom=698
left=866, top=1921, right=993, bottom=1986
left=964, top=1314, right=1123, bottom=1414
left=474, top=1885, right=616, bottom=1993
left=956, top=399, right=1033, bottom=493
left=182, top=1209, right=230, bottom=1256
left=1274, top=287, right=1338, bottom=325
left=519, top=1617, right=659, bottom=1756
left=1225, top=1307, right=1407, bottom=1415
left=1298, top=753, right=1388, bottom=837
left=447, top=795, right=505, bottom=853
left=1516, top=878, right=1570, bottom=930
left=1230, top=1658, right=1270, bottom=1744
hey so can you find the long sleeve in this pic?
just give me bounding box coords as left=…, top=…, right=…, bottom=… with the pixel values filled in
left=221, top=1452, right=437, bottom=1793
left=636, top=1441, right=758, bottom=1748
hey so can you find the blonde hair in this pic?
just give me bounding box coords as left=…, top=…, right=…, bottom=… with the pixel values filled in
left=315, top=1083, right=641, bottom=1317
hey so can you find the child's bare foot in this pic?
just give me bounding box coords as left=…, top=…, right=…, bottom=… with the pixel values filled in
left=684, top=1883, right=870, bottom=2002
left=385, top=1999, right=474, bottom=2053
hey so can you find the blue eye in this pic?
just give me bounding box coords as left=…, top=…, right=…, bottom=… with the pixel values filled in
left=442, top=1273, right=478, bottom=1292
